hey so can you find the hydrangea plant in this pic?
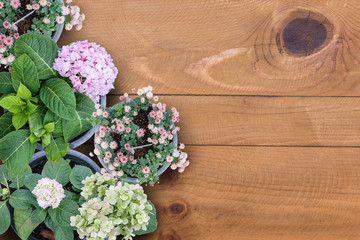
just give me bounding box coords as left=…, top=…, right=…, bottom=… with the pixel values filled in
left=0, top=0, right=84, bottom=68
left=54, top=40, right=118, bottom=103
left=0, top=158, right=95, bottom=240
left=70, top=171, right=157, bottom=240
left=0, top=33, right=95, bottom=176
left=92, top=86, right=189, bottom=185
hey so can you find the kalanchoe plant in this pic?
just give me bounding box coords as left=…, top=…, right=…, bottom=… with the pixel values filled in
left=92, top=86, right=190, bottom=185
left=70, top=170, right=157, bottom=240
left=53, top=40, right=118, bottom=103
left=0, top=0, right=84, bottom=68
left=0, top=158, right=95, bottom=240
left=0, top=33, right=95, bottom=176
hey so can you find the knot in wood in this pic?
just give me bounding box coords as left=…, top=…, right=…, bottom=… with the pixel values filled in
left=168, top=202, right=187, bottom=215
left=277, top=11, right=333, bottom=56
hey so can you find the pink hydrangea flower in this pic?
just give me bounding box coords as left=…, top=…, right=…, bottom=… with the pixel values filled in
left=53, top=41, right=118, bottom=103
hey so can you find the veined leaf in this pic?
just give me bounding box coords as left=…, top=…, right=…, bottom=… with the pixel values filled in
left=63, top=93, right=95, bottom=142
left=24, top=174, right=42, bottom=191
left=45, top=137, right=69, bottom=162
left=17, top=84, right=32, bottom=101
left=9, top=165, right=32, bottom=189
left=0, top=72, right=15, bottom=95
left=0, top=112, right=15, bottom=139
left=12, top=112, right=28, bottom=130
left=44, top=110, right=62, bottom=138
left=11, top=54, right=39, bottom=95
left=40, top=78, right=76, bottom=120
left=0, top=95, right=24, bottom=113
left=48, top=199, right=79, bottom=227
left=42, top=158, right=71, bottom=185
left=9, top=189, right=36, bottom=209
left=14, top=33, right=58, bottom=80
left=28, top=102, right=47, bottom=133
left=0, top=201, right=10, bottom=234
left=0, top=130, right=36, bottom=176
left=0, top=165, right=9, bottom=186
left=14, top=208, right=39, bottom=240
left=69, top=165, right=92, bottom=190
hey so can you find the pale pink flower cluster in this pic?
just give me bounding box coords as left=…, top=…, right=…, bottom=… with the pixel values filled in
left=54, top=41, right=118, bottom=103
left=0, top=32, right=18, bottom=66
left=32, top=178, right=66, bottom=209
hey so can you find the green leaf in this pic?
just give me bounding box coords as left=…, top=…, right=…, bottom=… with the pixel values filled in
left=9, top=189, right=36, bottom=210
left=29, top=133, right=41, bottom=144
left=44, top=215, right=55, bottom=231
left=40, top=78, right=76, bottom=120
left=16, top=84, right=32, bottom=101
left=44, top=122, right=55, bottom=133
left=0, top=95, right=24, bottom=113
left=34, top=129, right=45, bottom=137
left=9, top=165, right=32, bottom=189
left=54, top=226, right=74, bottom=240
left=14, top=33, right=58, bottom=80
left=24, top=174, right=42, bottom=191
left=48, top=199, right=79, bottom=227
left=0, top=112, right=15, bottom=140
left=0, top=201, right=10, bottom=234
left=44, top=110, right=62, bottom=138
left=26, top=100, right=38, bottom=114
left=11, top=54, right=39, bottom=95
left=0, top=72, right=15, bottom=95
left=0, top=165, right=9, bottom=186
left=0, top=130, right=36, bottom=176
left=14, top=208, right=39, bottom=240
left=41, top=132, right=51, bottom=146
left=133, top=201, right=158, bottom=235
left=69, top=165, right=92, bottom=190
left=28, top=102, right=47, bottom=133
left=12, top=112, right=28, bottom=130
left=62, top=93, right=95, bottom=142
left=42, top=158, right=71, bottom=185
left=30, top=208, right=47, bottom=226
left=45, top=137, right=69, bottom=162
left=64, top=190, right=79, bottom=202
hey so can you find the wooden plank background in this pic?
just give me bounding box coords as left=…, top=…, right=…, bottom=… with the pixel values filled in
left=3, top=0, right=360, bottom=239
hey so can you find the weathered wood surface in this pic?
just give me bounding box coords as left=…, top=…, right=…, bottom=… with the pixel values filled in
left=3, top=0, right=360, bottom=239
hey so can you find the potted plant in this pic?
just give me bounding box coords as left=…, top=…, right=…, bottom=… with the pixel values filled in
left=0, top=33, right=98, bottom=176
left=0, top=150, right=101, bottom=240
left=92, top=86, right=190, bottom=185
left=70, top=170, right=158, bottom=240
left=0, top=0, right=85, bottom=71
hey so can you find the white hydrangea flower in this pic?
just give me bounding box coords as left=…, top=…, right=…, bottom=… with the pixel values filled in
left=32, top=178, right=66, bottom=209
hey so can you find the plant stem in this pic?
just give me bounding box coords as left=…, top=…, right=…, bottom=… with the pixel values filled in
left=133, top=144, right=153, bottom=149
left=14, top=10, right=35, bottom=25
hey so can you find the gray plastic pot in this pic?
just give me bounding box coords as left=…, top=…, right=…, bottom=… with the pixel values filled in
left=9, top=149, right=100, bottom=240
left=95, top=102, right=177, bottom=183
left=36, top=95, right=107, bottom=150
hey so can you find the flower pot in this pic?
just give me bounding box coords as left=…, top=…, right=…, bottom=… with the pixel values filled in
left=36, top=95, right=107, bottom=150
left=95, top=101, right=177, bottom=183
left=8, top=149, right=100, bottom=240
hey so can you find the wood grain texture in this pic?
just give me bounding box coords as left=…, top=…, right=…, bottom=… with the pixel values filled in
left=5, top=146, right=359, bottom=240
left=111, top=95, right=360, bottom=146
left=58, top=0, right=360, bottom=96
left=3, top=0, right=360, bottom=239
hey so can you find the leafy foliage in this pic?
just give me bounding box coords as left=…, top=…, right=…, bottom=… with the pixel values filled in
left=0, top=33, right=95, bottom=174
